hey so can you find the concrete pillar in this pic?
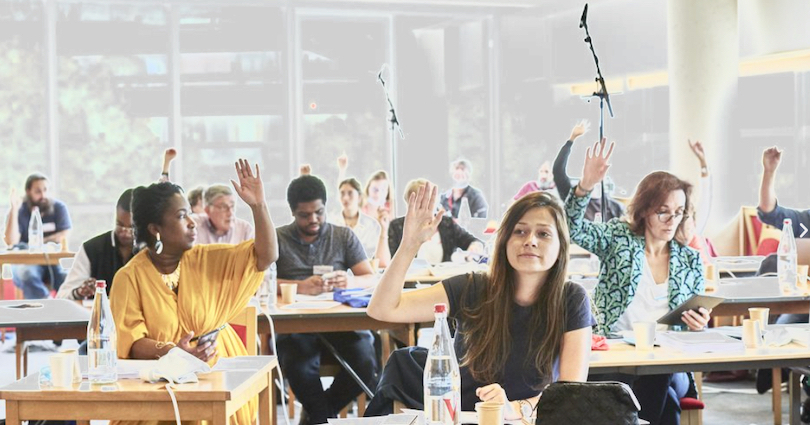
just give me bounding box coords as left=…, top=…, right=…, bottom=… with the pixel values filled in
left=668, top=0, right=738, bottom=227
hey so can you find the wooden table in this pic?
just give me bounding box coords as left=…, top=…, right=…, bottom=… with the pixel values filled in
left=0, top=251, right=75, bottom=300
left=712, top=256, right=765, bottom=277
left=0, top=251, right=75, bottom=269
left=0, top=355, right=277, bottom=425
left=0, top=299, right=89, bottom=379
left=257, top=302, right=415, bottom=361
left=711, top=277, right=810, bottom=317
left=590, top=338, right=810, bottom=425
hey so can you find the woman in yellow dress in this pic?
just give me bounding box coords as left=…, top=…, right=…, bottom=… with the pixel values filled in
left=110, top=159, right=278, bottom=425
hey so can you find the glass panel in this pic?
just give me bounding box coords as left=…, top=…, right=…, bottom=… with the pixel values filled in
left=0, top=2, right=48, bottom=198
left=299, top=17, right=389, bottom=208
left=179, top=5, right=287, bottom=219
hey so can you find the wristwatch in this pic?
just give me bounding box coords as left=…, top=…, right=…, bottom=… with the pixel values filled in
left=517, top=400, right=534, bottom=423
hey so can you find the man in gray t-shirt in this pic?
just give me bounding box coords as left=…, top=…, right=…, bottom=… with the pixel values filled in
left=275, top=175, right=378, bottom=425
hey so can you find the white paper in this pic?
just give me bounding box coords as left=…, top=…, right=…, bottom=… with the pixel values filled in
left=296, top=293, right=335, bottom=302
left=117, top=359, right=157, bottom=379
left=281, top=301, right=341, bottom=310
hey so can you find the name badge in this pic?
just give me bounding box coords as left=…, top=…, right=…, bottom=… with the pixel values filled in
left=313, top=265, right=334, bottom=275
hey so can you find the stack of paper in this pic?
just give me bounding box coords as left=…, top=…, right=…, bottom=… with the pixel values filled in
left=656, top=331, right=744, bottom=354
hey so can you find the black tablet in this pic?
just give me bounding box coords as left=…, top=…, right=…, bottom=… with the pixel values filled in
left=657, top=294, right=725, bottom=326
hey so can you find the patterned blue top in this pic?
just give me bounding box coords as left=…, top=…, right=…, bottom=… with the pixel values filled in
left=565, top=188, right=705, bottom=336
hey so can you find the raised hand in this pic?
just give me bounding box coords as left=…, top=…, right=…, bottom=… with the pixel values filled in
left=579, top=138, right=615, bottom=192
left=402, top=183, right=445, bottom=247
left=376, top=207, right=390, bottom=231
left=687, top=139, right=706, bottom=166
left=762, top=147, right=782, bottom=174
left=337, top=153, right=348, bottom=171
left=9, top=188, right=21, bottom=210
left=231, top=159, right=265, bottom=208
left=299, top=164, right=311, bottom=176
left=163, top=148, right=177, bottom=164
left=569, top=120, right=590, bottom=142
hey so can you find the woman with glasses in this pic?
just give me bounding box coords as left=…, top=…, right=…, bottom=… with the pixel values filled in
left=565, top=139, right=707, bottom=425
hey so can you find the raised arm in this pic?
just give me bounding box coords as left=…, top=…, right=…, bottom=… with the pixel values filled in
left=565, top=139, right=617, bottom=257
left=337, top=153, right=348, bottom=184
left=367, top=183, right=450, bottom=324
left=231, top=159, right=278, bottom=270
left=159, top=148, right=177, bottom=182
left=553, top=120, right=589, bottom=200
left=4, top=189, right=21, bottom=246
left=758, top=147, right=781, bottom=214
left=688, top=139, right=711, bottom=234
left=374, top=207, right=392, bottom=267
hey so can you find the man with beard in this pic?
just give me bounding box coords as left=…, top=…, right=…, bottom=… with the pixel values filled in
left=439, top=158, right=489, bottom=219
left=56, top=189, right=134, bottom=300
left=275, top=174, right=378, bottom=425
left=3, top=173, right=72, bottom=299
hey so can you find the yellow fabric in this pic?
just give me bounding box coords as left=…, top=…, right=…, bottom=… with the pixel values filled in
left=110, top=240, right=265, bottom=425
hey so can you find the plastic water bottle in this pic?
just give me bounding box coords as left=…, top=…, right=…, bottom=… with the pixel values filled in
left=28, top=206, right=43, bottom=252
left=777, top=219, right=798, bottom=295
left=424, top=304, right=460, bottom=425
left=259, top=262, right=277, bottom=306
left=87, top=280, right=118, bottom=383
left=458, top=197, right=472, bottom=229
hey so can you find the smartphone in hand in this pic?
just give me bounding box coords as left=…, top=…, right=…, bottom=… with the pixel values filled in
left=189, top=324, right=226, bottom=345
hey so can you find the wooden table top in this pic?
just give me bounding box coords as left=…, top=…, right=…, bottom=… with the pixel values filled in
left=0, top=251, right=75, bottom=264
left=589, top=338, right=810, bottom=375
left=0, top=299, right=90, bottom=328
left=0, top=355, right=277, bottom=402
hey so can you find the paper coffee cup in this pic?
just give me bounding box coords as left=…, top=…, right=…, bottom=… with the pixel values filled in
left=49, top=352, right=75, bottom=387
left=280, top=283, right=298, bottom=304
left=633, top=322, right=656, bottom=351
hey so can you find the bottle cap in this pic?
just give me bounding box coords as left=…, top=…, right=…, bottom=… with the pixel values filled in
left=434, top=303, right=447, bottom=314
left=785, top=219, right=792, bottom=225
left=96, top=280, right=107, bottom=289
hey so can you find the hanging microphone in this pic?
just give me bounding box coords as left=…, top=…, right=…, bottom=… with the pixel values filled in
left=377, top=63, right=387, bottom=86
left=579, top=4, right=588, bottom=28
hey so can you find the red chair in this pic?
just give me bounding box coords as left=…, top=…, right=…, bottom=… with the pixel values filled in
left=680, top=372, right=704, bottom=425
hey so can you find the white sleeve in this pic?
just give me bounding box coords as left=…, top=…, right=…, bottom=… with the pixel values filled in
left=696, top=175, right=712, bottom=236
left=56, top=244, right=91, bottom=300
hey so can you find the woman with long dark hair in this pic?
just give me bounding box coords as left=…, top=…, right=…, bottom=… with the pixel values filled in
left=368, top=183, right=594, bottom=418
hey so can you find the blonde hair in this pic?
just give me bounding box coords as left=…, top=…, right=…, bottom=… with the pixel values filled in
left=403, top=178, right=430, bottom=203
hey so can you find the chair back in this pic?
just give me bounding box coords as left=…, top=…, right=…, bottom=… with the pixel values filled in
left=228, top=305, right=257, bottom=355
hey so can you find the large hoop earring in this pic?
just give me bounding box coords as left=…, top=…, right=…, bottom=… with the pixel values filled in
left=155, top=232, right=164, bottom=255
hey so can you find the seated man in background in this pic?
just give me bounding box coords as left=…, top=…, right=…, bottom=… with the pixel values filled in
left=440, top=158, right=489, bottom=219
left=755, top=146, right=810, bottom=394
left=275, top=174, right=379, bottom=425
left=390, top=179, right=484, bottom=264
left=57, top=189, right=134, bottom=300
left=193, top=184, right=254, bottom=244
left=758, top=146, right=809, bottom=237
left=4, top=173, right=72, bottom=299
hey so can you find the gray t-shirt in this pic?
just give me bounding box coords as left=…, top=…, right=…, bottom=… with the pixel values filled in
left=442, top=272, right=595, bottom=410
left=276, top=222, right=368, bottom=281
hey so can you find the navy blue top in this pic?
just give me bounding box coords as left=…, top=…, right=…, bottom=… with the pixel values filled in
left=442, top=272, right=595, bottom=410
left=17, top=200, right=72, bottom=243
